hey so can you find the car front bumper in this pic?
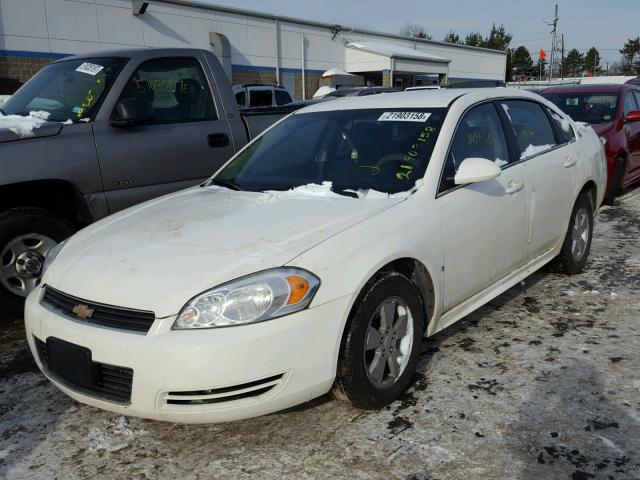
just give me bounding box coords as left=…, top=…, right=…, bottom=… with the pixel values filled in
left=25, top=288, right=352, bottom=423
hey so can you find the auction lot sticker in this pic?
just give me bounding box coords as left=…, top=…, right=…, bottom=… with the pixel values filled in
left=378, top=112, right=431, bottom=122
left=75, top=62, right=104, bottom=76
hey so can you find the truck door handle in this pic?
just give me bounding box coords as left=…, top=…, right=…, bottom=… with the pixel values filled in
left=563, top=158, right=577, bottom=168
left=208, top=133, right=230, bottom=148
left=506, top=180, right=524, bottom=194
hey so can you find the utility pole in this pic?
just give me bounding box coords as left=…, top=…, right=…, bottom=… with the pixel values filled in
left=544, top=4, right=559, bottom=82
left=560, top=34, right=565, bottom=79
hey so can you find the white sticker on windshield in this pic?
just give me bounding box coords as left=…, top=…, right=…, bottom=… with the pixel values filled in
left=75, top=62, right=104, bottom=76
left=378, top=112, right=431, bottom=122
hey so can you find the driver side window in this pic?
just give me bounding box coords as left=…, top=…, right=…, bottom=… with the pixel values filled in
left=439, top=103, right=509, bottom=193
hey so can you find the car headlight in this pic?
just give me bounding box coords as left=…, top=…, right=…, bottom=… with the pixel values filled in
left=173, top=268, right=320, bottom=329
left=42, top=240, right=67, bottom=276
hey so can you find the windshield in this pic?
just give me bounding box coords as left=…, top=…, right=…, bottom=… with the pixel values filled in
left=2, top=57, right=125, bottom=122
left=543, top=93, right=618, bottom=124
left=215, top=108, right=446, bottom=195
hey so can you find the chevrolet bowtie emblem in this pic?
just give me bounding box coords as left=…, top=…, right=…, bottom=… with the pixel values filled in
left=72, top=304, right=94, bottom=319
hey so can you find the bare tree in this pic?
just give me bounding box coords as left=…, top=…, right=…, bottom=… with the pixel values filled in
left=399, top=22, right=432, bottom=40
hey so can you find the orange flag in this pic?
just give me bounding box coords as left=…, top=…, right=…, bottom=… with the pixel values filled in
left=539, top=49, right=547, bottom=59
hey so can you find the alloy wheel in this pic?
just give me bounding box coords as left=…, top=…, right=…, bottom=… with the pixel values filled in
left=0, top=233, right=57, bottom=298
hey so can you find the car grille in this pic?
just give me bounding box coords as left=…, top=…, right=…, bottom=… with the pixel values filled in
left=163, top=373, right=285, bottom=406
left=42, top=286, right=156, bottom=334
left=34, top=336, right=134, bottom=404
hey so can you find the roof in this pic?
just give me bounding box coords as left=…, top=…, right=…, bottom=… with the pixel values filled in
left=159, top=0, right=507, bottom=56
left=294, top=88, right=544, bottom=113
left=322, top=68, right=357, bottom=78
left=346, top=41, right=450, bottom=63
left=540, top=84, right=637, bottom=95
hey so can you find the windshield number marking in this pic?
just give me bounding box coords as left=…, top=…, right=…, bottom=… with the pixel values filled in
left=76, top=62, right=104, bottom=76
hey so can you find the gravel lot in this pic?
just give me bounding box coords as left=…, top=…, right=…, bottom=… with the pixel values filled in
left=1, top=189, right=639, bottom=480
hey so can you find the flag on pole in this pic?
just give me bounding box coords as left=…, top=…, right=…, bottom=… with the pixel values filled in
left=539, top=49, right=547, bottom=59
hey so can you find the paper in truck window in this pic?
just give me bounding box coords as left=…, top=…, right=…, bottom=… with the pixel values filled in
left=75, top=62, right=104, bottom=76
left=378, top=112, right=431, bottom=122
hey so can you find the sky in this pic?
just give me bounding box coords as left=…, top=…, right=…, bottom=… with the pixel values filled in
left=201, top=0, right=638, bottom=66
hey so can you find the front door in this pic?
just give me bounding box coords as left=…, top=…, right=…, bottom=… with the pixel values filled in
left=436, top=102, right=529, bottom=310
left=624, top=91, right=640, bottom=182
left=93, top=55, right=235, bottom=213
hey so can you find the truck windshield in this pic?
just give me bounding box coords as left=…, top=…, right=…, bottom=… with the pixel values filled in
left=543, top=93, right=618, bottom=124
left=215, top=108, right=446, bottom=195
left=2, top=57, right=125, bottom=122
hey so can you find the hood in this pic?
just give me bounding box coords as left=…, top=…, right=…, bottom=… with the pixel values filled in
left=589, top=122, right=614, bottom=137
left=0, top=120, right=62, bottom=143
left=45, top=186, right=405, bottom=317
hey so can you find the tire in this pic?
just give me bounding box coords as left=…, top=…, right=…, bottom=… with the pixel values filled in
left=333, top=271, right=424, bottom=410
left=0, top=208, right=74, bottom=317
left=604, top=157, right=625, bottom=205
left=558, top=194, right=593, bottom=275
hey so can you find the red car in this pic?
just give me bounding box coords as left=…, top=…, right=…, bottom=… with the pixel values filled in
left=542, top=83, right=640, bottom=201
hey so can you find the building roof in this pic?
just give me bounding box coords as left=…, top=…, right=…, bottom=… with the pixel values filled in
left=160, top=0, right=507, bottom=56
left=346, top=41, right=450, bottom=63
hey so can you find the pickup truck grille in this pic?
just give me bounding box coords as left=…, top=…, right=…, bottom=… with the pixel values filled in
left=42, top=286, right=155, bottom=334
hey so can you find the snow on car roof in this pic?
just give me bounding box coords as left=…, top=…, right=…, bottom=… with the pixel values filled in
left=296, top=88, right=540, bottom=113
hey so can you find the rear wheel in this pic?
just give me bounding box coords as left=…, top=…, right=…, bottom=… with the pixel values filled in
left=558, top=194, right=593, bottom=275
left=0, top=208, right=74, bottom=317
left=333, top=272, right=423, bottom=409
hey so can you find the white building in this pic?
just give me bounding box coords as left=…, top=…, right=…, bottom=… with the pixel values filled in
left=0, top=0, right=507, bottom=99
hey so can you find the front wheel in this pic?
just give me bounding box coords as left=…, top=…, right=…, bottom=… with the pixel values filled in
left=0, top=208, right=74, bottom=317
left=333, top=272, right=423, bottom=409
left=558, top=194, right=593, bottom=275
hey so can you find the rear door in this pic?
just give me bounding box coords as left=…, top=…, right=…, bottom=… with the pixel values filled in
left=624, top=91, right=640, bottom=180
left=93, top=53, right=235, bottom=213
left=436, top=102, right=529, bottom=310
left=498, top=99, right=575, bottom=258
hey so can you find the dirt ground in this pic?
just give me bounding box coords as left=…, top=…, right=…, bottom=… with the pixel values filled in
left=1, top=189, right=639, bottom=480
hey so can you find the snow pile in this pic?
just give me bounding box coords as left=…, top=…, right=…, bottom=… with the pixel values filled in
left=262, top=180, right=424, bottom=200
left=0, top=110, right=51, bottom=137
left=313, top=86, right=336, bottom=98
left=494, top=158, right=509, bottom=167
left=87, top=416, right=147, bottom=453
left=551, top=111, right=573, bottom=133
left=520, top=143, right=554, bottom=159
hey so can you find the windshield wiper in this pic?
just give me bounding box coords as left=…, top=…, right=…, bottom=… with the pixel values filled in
left=207, top=178, right=242, bottom=191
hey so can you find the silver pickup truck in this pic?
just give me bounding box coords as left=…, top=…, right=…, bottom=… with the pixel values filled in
left=0, top=48, right=290, bottom=315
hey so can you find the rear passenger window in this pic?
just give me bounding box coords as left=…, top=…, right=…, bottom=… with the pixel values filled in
left=249, top=90, right=272, bottom=108
left=634, top=91, right=640, bottom=111
left=547, top=107, right=576, bottom=143
left=500, top=100, right=556, bottom=159
left=623, top=92, right=638, bottom=117
left=440, top=103, right=509, bottom=193
left=274, top=90, right=292, bottom=106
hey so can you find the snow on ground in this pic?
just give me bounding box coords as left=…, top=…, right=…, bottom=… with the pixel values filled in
left=0, top=111, right=51, bottom=137
left=1, top=189, right=640, bottom=479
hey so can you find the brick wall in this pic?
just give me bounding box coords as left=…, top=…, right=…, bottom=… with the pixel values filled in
left=0, top=56, right=52, bottom=85
left=293, top=72, right=321, bottom=100
left=231, top=69, right=277, bottom=86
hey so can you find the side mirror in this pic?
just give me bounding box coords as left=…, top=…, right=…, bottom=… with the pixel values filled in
left=454, top=157, right=502, bottom=185
left=110, top=98, right=154, bottom=128
left=625, top=111, right=640, bottom=123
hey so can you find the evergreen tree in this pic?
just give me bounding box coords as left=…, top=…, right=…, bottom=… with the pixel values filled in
left=562, top=48, right=584, bottom=78
left=465, top=32, right=484, bottom=47
left=443, top=30, right=462, bottom=44
left=483, top=24, right=512, bottom=51
left=512, top=46, right=533, bottom=75
left=584, top=47, right=602, bottom=75
left=620, top=37, right=640, bottom=75
left=399, top=22, right=432, bottom=40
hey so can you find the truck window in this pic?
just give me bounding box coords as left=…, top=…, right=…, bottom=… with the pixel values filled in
left=249, top=90, right=272, bottom=108
left=118, top=57, right=217, bottom=124
left=274, top=90, right=292, bottom=106
left=2, top=57, right=124, bottom=122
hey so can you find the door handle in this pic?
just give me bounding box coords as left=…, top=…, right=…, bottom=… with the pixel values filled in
left=506, top=180, right=524, bottom=194
left=208, top=133, right=230, bottom=148
left=563, top=158, right=577, bottom=168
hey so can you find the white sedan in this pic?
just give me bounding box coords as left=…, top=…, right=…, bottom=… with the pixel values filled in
left=25, top=88, right=606, bottom=423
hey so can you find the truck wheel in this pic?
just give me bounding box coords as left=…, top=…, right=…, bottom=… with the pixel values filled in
left=333, top=272, right=423, bottom=409
left=0, top=208, right=74, bottom=317
left=558, top=194, right=593, bottom=275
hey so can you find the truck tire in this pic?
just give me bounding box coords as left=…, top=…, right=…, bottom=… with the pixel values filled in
left=0, top=208, right=74, bottom=318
